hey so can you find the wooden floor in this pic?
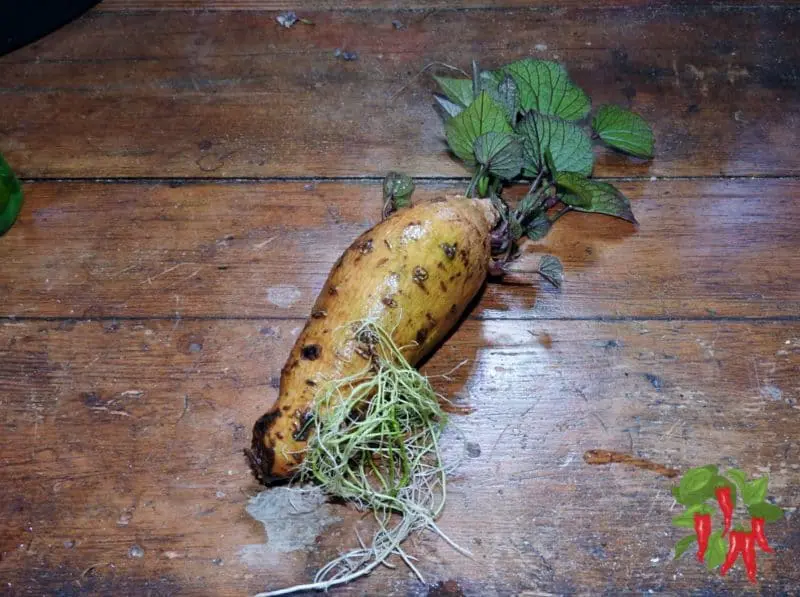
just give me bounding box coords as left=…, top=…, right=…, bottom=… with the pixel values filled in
left=1, top=2, right=798, bottom=596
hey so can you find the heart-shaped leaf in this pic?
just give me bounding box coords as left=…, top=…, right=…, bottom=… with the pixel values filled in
left=537, top=255, right=563, bottom=288
left=525, top=214, right=551, bottom=241
left=434, top=76, right=474, bottom=107
left=482, top=73, right=519, bottom=123
left=555, top=172, right=637, bottom=223
left=504, top=58, right=590, bottom=120
left=0, top=153, right=24, bottom=236
left=517, top=112, right=594, bottom=176
left=593, top=104, right=655, bottom=158
left=445, top=92, right=512, bottom=164
left=474, top=132, right=523, bottom=180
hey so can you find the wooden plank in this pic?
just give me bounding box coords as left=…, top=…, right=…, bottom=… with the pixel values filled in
left=95, top=0, right=800, bottom=11
left=1, top=6, right=798, bottom=178
left=2, top=179, right=799, bottom=320
left=1, top=318, right=797, bottom=595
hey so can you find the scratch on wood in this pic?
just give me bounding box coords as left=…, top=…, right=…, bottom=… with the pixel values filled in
left=490, top=404, right=536, bottom=458
left=177, top=394, right=190, bottom=423
left=253, top=236, right=277, bottom=250
left=143, top=262, right=187, bottom=285
left=89, top=407, right=131, bottom=417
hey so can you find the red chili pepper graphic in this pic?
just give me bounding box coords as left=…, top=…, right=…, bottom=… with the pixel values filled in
left=742, top=532, right=758, bottom=583
left=751, top=517, right=773, bottom=553
left=720, top=530, right=746, bottom=576
left=715, top=486, right=734, bottom=536
left=694, top=513, right=712, bottom=562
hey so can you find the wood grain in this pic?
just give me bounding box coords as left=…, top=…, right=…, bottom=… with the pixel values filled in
left=1, top=318, right=797, bottom=595
left=95, top=0, right=800, bottom=11
left=1, top=6, right=798, bottom=178
left=1, top=179, right=798, bottom=320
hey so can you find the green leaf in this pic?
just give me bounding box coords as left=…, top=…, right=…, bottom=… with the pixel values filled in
left=504, top=58, right=590, bottom=120
left=445, top=92, right=513, bottom=165
left=484, top=74, right=519, bottom=123
left=592, top=104, right=655, bottom=159
left=673, top=535, right=696, bottom=559
left=474, top=132, right=523, bottom=180
left=517, top=113, right=594, bottom=177
left=705, top=531, right=726, bottom=570
left=524, top=213, right=551, bottom=241
left=672, top=486, right=683, bottom=503
left=382, top=171, right=415, bottom=209
left=748, top=501, right=784, bottom=523
left=680, top=466, right=718, bottom=493
left=726, top=468, right=747, bottom=492
left=543, top=148, right=558, bottom=177
left=554, top=172, right=637, bottom=223
left=672, top=511, right=698, bottom=528
left=743, top=476, right=769, bottom=506
left=507, top=215, right=523, bottom=241
left=433, top=76, right=474, bottom=107
left=537, top=255, right=563, bottom=288
left=434, top=95, right=463, bottom=118
left=671, top=503, right=714, bottom=528
left=0, top=153, right=24, bottom=236
left=675, top=465, right=718, bottom=505
left=478, top=69, right=503, bottom=89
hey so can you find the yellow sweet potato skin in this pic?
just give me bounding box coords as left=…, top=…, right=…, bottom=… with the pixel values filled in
left=247, top=196, right=497, bottom=483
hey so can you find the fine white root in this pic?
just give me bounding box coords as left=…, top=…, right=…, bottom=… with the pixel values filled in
left=256, top=321, right=468, bottom=596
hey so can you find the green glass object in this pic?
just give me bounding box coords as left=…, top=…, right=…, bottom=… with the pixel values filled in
left=0, top=153, right=24, bottom=236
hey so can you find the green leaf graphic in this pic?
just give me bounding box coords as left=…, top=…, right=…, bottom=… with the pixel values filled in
left=592, top=104, right=655, bottom=158
left=474, top=132, right=523, bottom=180
left=433, top=76, right=474, bottom=107
left=726, top=468, right=747, bottom=492
left=672, top=503, right=713, bottom=527
left=445, top=92, right=513, bottom=165
left=555, top=172, right=636, bottom=223
left=743, top=476, right=768, bottom=506
left=748, top=501, right=784, bottom=522
left=705, top=531, right=726, bottom=570
left=674, top=535, right=696, bottom=559
left=517, top=112, right=593, bottom=176
left=505, top=58, right=590, bottom=120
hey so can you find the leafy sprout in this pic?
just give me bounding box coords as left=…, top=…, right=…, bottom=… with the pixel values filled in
left=434, top=57, right=654, bottom=251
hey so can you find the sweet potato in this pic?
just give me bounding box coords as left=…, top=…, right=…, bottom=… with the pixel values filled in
left=247, top=196, right=498, bottom=483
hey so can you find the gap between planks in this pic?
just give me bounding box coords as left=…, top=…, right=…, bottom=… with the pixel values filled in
left=17, top=174, right=800, bottom=185
left=2, top=315, right=800, bottom=323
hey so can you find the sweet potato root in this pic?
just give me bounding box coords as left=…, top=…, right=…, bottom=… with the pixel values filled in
left=247, top=196, right=498, bottom=483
